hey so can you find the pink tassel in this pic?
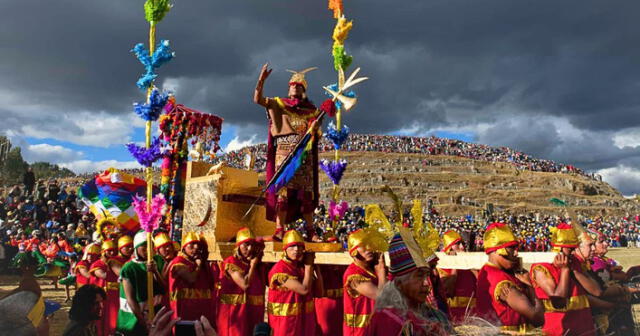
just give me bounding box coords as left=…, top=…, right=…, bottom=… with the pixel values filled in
left=133, top=194, right=166, bottom=233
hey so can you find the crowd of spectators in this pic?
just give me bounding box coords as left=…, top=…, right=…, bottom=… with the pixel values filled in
left=0, top=178, right=97, bottom=272
left=214, top=134, right=600, bottom=180
left=0, top=159, right=636, bottom=273
left=309, top=201, right=640, bottom=253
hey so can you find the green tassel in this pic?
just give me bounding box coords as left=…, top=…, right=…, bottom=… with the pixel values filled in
left=144, top=0, right=172, bottom=23
left=332, top=45, right=353, bottom=71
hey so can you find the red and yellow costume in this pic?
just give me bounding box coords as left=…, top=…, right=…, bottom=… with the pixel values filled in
left=76, top=244, right=101, bottom=288
left=112, top=235, right=133, bottom=265
left=267, top=230, right=316, bottom=336
left=90, top=240, right=121, bottom=336
left=154, top=232, right=175, bottom=307
left=316, top=264, right=345, bottom=336
left=439, top=230, right=477, bottom=322
left=343, top=230, right=377, bottom=336
left=217, top=228, right=266, bottom=336
left=476, top=223, right=533, bottom=334
left=530, top=223, right=595, bottom=336
left=168, top=232, right=217, bottom=324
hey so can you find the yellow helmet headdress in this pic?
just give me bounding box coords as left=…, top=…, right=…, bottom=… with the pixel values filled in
left=348, top=229, right=368, bottom=256
left=83, top=243, right=101, bottom=260
left=153, top=233, right=172, bottom=250
left=483, top=223, right=518, bottom=256
left=550, top=223, right=579, bottom=251
left=235, top=227, right=256, bottom=246
left=118, top=235, right=133, bottom=249
left=442, top=230, right=463, bottom=253
left=101, top=240, right=117, bottom=253
left=287, top=67, right=317, bottom=91
left=282, top=230, right=305, bottom=250
left=181, top=231, right=201, bottom=250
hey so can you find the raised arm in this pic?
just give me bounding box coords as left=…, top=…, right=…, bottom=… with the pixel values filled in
left=499, top=283, right=544, bottom=327
left=254, top=63, right=272, bottom=107
left=532, top=254, right=571, bottom=299
left=572, top=269, right=602, bottom=297
left=282, top=253, right=315, bottom=296
left=229, top=256, right=261, bottom=291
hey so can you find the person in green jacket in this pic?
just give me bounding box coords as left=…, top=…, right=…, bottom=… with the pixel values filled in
left=116, top=231, right=166, bottom=335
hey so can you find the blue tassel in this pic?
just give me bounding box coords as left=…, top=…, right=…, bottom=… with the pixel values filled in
left=133, top=88, right=169, bottom=121
left=131, top=40, right=175, bottom=90
left=326, top=121, right=350, bottom=150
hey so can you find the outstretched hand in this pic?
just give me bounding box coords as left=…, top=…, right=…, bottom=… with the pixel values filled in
left=258, top=63, right=272, bottom=83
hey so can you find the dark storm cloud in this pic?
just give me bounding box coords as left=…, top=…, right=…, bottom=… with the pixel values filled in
left=4, top=0, right=640, bottom=190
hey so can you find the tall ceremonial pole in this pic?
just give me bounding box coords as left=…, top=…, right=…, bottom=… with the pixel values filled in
left=128, top=0, right=174, bottom=322
left=325, top=0, right=357, bottom=233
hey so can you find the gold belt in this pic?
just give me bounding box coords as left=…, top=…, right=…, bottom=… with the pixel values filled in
left=267, top=300, right=314, bottom=317
left=105, top=282, right=119, bottom=291
left=219, top=293, right=265, bottom=306
left=343, top=313, right=372, bottom=328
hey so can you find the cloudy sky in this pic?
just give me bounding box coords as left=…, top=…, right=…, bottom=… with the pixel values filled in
left=2, top=1, right=640, bottom=194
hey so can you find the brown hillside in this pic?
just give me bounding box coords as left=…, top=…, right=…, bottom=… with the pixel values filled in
left=306, top=152, right=638, bottom=216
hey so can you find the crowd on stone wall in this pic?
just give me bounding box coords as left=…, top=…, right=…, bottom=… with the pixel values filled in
left=215, top=134, right=600, bottom=180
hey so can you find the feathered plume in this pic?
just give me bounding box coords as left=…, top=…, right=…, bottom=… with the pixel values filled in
left=132, top=193, right=166, bottom=233
left=126, top=137, right=166, bottom=167
left=320, top=159, right=348, bottom=185
left=325, top=121, right=350, bottom=150
left=329, top=201, right=349, bottom=220
left=133, top=88, right=170, bottom=121
left=131, top=40, right=175, bottom=90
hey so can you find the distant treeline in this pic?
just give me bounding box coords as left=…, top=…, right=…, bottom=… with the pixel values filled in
left=0, top=147, right=75, bottom=186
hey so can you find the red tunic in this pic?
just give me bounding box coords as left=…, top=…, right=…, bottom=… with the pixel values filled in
left=112, top=255, right=131, bottom=265
left=343, top=263, right=377, bottom=336
left=367, top=308, right=448, bottom=336
left=90, top=258, right=121, bottom=336
left=530, top=262, right=595, bottom=336
left=439, top=268, right=477, bottom=323
left=315, top=265, right=346, bottom=336
left=217, top=255, right=266, bottom=336
left=267, top=258, right=316, bottom=336
left=75, top=260, right=91, bottom=288
left=168, top=255, right=217, bottom=324
left=476, top=263, right=533, bottom=333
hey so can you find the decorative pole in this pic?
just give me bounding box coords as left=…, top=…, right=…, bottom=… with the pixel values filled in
left=127, top=0, right=173, bottom=321
left=324, top=0, right=356, bottom=234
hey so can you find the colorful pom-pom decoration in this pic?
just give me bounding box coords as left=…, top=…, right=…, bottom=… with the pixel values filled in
left=320, top=99, right=337, bottom=118
left=328, top=0, right=343, bottom=19
left=329, top=200, right=349, bottom=220
left=134, top=88, right=170, bottom=121
left=131, top=40, right=175, bottom=90
left=126, top=137, right=166, bottom=167
left=144, top=0, right=172, bottom=24
left=320, top=159, right=348, bottom=185
left=132, top=193, right=166, bottom=233
left=332, top=44, right=353, bottom=71
left=325, top=121, right=350, bottom=150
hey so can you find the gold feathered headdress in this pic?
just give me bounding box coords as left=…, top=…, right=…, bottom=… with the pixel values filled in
left=287, top=67, right=317, bottom=90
